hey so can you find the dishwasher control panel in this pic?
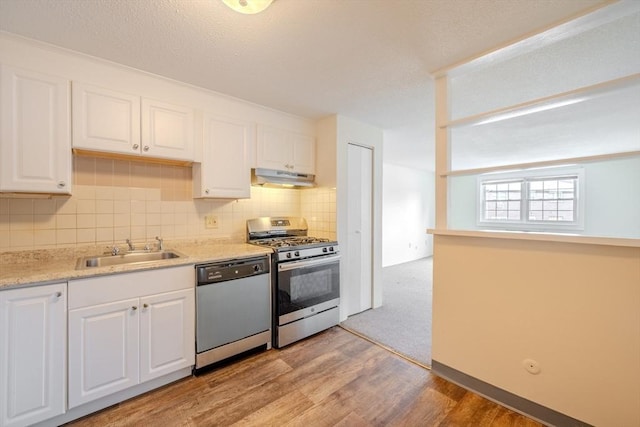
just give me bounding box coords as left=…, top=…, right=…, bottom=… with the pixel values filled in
left=196, top=256, right=269, bottom=285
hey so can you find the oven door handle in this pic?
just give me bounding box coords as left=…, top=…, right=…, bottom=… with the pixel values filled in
left=278, top=254, right=341, bottom=271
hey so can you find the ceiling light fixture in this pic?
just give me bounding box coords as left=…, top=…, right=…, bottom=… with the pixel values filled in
left=222, top=0, right=273, bottom=14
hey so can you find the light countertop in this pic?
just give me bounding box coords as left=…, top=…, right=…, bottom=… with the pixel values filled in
left=0, top=239, right=272, bottom=290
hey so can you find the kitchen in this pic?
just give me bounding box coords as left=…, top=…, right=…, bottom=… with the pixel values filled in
left=0, top=28, right=344, bottom=423
left=1, top=1, right=639, bottom=426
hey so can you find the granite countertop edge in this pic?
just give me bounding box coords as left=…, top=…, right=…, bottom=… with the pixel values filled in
left=0, top=239, right=273, bottom=290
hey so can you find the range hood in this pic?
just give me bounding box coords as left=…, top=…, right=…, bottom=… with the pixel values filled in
left=251, top=168, right=315, bottom=188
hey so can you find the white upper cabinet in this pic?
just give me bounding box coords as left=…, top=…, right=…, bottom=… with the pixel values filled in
left=0, top=65, right=72, bottom=194
left=290, top=132, right=316, bottom=174
left=256, top=125, right=315, bottom=175
left=193, top=114, right=253, bottom=199
left=141, top=98, right=194, bottom=161
left=72, top=83, right=140, bottom=154
left=257, top=125, right=290, bottom=170
left=72, top=83, right=194, bottom=162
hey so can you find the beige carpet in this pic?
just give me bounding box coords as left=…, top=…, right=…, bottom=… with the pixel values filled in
left=341, top=257, right=433, bottom=367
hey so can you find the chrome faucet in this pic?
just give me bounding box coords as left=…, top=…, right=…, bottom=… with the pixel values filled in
left=155, top=236, right=164, bottom=251
left=111, top=246, right=120, bottom=256
left=126, top=238, right=135, bottom=251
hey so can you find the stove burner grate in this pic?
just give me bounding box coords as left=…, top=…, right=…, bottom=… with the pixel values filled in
left=250, top=236, right=332, bottom=248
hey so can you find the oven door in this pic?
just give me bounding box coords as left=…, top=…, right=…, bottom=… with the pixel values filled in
left=276, top=254, right=340, bottom=325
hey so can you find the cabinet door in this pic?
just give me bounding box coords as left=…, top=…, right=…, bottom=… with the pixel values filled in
left=139, top=289, right=194, bottom=383
left=256, top=125, right=292, bottom=171
left=141, top=98, right=194, bottom=161
left=291, top=133, right=315, bottom=174
left=72, top=82, right=140, bottom=155
left=194, top=114, right=252, bottom=198
left=0, top=65, right=71, bottom=194
left=68, top=298, right=139, bottom=408
left=0, top=283, right=66, bottom=427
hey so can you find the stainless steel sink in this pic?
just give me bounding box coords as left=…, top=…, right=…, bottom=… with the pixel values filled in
left=76, top=250, right=185, bottom=269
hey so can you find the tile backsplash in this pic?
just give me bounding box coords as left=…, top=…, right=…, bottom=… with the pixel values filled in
left=301, top=187, right=337, bottom=240
left=0, top=156, right=336, bottom=251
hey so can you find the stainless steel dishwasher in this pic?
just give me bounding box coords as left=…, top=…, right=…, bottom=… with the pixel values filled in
left=195, top=255, right=271, bottom=371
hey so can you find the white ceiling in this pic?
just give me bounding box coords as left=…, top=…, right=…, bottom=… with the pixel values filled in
left=0, top=0, right=607, bottom=171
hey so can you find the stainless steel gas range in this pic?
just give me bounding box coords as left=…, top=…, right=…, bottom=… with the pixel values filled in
left=247, top=217, right=340, bottom=348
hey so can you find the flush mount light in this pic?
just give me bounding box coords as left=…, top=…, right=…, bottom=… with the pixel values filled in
left=222, top=0, right=273, bottom=14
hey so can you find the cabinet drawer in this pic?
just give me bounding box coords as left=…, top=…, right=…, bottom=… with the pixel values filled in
left=69, top=265, right=193, bottom=309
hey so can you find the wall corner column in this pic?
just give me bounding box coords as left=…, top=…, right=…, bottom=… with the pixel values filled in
left=434, top=75, right=449, bottom=229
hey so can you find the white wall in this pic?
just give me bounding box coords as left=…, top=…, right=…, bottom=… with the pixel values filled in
left=382, top=164, right=434, bottom=266
left=584, top=156, right=640, bottom=238
left=448, top=156, right=640, bottom=239
left=382, top=122, right=435, bottom=172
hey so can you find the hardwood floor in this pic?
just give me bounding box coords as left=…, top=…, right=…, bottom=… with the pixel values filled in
left=66, top=327, right=542, bottom=427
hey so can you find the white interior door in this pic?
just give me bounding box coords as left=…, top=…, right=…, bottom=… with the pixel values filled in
left=346, top=143, right=373, bottom=316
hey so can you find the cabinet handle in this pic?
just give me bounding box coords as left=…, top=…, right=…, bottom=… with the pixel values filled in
left=133, top=144, right=139, bottom=150
left=205, top=189, right=210, bottom=195
left=143, top=303, right=149, bottom=309
left=55, top=291, right=62, bottom=298
left=57, top=181, right=66, bottom=188
left=143, top=146, right=150, bottom=152
left=131, top=306, right=138, bottom=311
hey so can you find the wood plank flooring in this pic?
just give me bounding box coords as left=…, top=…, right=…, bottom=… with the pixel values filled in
left=66, top=327, right=543, bottom=427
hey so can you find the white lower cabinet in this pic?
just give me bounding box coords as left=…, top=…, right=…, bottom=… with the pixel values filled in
left=68, top=298, right=139, bottom=408
left=68, top=266, right=194, bottom=409
left=139, top=289, right=194, bottom=383
left=0, top=283, right=66, bottom=427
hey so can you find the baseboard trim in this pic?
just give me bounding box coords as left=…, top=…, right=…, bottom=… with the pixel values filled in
left=431, top=360, right=593, bottom=427
left=33, top=367, right=193, bottom=427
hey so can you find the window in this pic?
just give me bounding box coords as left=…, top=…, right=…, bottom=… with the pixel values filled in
left=482, top=180, right=522, bottom=221
left=527, top=176, right=577, bottom=222
left=479, top=168, right=584, bottom=231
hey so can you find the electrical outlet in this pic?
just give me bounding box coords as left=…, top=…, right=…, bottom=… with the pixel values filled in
left=522, top=358, right=541, bottom=375
left=205, top=215, right=218, bottom=229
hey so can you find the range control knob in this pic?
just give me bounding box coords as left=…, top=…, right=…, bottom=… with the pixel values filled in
left=322, top=247, right=328, bottom=253
left=294, top=251, right=300, bottom=257
left=286, top=252, right=292, bottom=259
left=253, top=265, right=261, bottom=272
left=329, top=247, right=334, bottom=252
